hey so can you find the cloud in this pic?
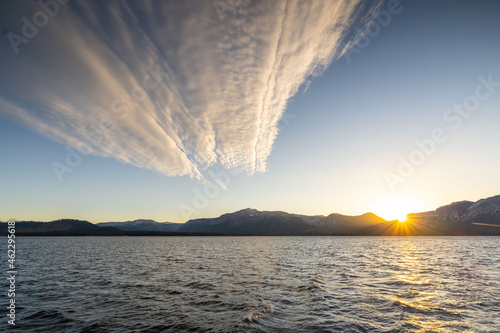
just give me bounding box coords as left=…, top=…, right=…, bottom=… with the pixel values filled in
left=0, top=0, right=382, bottom=179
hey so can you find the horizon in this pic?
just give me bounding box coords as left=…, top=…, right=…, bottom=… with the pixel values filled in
left=1, top=0, right=500, bottom=223
left=4, top=193, right=499, bottom=225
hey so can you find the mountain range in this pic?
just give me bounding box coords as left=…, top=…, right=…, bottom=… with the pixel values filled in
left=96, top=219, right=182, bottom=232
left=2, top=195, right=500, bottom=236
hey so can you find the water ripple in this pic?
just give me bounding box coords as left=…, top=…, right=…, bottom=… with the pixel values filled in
left=1, top=236, right=499, bottom=332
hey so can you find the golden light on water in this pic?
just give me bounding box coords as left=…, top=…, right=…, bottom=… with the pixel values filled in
left=389, top=241, right=465, bottom=331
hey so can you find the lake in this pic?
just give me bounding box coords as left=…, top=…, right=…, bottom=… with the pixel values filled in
left=2, top=236, right=499, bottom=332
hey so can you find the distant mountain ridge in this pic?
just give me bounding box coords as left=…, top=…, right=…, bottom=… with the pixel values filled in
left=2, top=195, right=499, bottom=236
left=0, top=219, right=123, bottom=236
left=179, top=209, right=389, bottom=235
left=407, top=194, right=500, bottom=235
left=97, top=219, right=182, bottom=232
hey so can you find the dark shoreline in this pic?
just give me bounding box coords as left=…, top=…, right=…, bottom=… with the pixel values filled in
left=4, top=233, right=499, bottom=237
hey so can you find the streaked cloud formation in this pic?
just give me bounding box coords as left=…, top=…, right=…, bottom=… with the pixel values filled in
left=0, top=0, right=382, bottom=179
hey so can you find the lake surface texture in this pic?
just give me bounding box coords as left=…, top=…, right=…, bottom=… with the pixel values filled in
left=3, top=236, right=499, bottom=332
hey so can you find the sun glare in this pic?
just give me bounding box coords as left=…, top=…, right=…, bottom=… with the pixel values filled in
left=371, top=194, right=424, bottom=222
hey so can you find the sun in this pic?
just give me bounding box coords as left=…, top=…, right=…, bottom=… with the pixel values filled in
left=370, top=194, right=424, bottom=222
left=386, top=209, right=409, bottom=222
left=378, top=206, right=409, bottom=222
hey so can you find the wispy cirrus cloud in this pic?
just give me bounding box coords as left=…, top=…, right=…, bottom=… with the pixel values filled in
left=0, top=0, right=382, bottom=179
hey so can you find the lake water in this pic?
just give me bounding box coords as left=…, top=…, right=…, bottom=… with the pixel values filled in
left=2, top=236, right=499, bottom=332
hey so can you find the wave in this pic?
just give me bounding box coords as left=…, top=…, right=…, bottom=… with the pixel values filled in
left=244, top=305, right=274, bottom=323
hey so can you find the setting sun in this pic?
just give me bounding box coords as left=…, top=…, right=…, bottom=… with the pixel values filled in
left=370, top=194, right=425, bottom=222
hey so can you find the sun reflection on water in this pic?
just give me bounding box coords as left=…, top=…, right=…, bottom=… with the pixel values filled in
left=389, top=241, right=466, bottom=332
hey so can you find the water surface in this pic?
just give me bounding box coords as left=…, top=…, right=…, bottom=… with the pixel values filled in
left=2, top=236, right=499, bottom=332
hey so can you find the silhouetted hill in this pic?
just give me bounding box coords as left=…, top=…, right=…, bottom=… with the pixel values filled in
left=0, top=219, right=123, bottom=236
left=96, top=219, right=182, bottom=232
left=312, top=212, right=391, bottom=235
left=175, top=196, right=500, bottom=235
left=0, top=220, right=228, bottom=236
left=407, top=195, right=500, bottom=235
left=4, top=195, right=500, bottom=236
left=179, top=208, right=322, bottom=235
left=180, top=208, right=390, bottom=235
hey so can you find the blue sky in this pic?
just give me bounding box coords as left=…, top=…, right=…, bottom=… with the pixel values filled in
left=1, top=0, right=499, bottom=223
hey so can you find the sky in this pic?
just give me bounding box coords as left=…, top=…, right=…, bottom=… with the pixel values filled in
left=1, top=0, right=499, bottom=223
